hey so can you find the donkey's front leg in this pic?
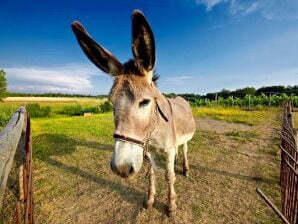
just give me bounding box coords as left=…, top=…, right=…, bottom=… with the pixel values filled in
left=145, top=152, right=155, bottom=209
left=166, top=149, right=177, bottom=216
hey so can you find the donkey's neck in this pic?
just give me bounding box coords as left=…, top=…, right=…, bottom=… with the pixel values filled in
left=149, top=91, right=176, bottom=150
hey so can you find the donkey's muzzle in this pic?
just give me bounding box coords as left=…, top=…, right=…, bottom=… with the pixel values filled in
left=110, top=162, right=135, bottom=178
left=110, top=140, right=144, bottom=178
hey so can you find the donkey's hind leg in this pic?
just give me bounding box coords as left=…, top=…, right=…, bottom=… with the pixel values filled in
left=166, top=149, right=177, bottom=216
left=174, top=146, right=179, bottom=165
left=182, top=142, right=189, bottom=177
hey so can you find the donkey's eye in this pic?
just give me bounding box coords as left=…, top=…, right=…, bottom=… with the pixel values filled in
left=139, top=99, right=151, bottom=107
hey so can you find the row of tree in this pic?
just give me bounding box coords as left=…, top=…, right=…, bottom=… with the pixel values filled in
left=166, top=86, right=298, bottom=103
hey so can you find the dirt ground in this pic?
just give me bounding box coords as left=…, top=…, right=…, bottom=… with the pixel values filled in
left=190, top=117, right=281, bottom=224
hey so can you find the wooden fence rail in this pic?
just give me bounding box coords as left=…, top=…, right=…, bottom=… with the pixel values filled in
left=257, top=101, right=298, bottom=224
left=0, top=106, right=34, bottom=223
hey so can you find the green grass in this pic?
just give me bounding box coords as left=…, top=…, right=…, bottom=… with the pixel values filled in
left=0, top=97, right=107, bottom=129
left=192, top=106, right=280, bottom=126
left=32, top=114, right=115, bottom=203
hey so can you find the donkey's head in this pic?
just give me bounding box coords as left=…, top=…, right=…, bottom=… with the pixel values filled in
left=72, top=10, right=168, bottom=178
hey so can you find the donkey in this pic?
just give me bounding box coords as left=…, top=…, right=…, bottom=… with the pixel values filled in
left=71, top=10, right=196, bottom=216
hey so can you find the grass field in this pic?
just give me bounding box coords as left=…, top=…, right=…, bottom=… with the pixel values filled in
left=0, top=97, right=106, bottom=130
left=0, top=98, right=283, bottom=223
left=2, top=96, right=105, bottom=112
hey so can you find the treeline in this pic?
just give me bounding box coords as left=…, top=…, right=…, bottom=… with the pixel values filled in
left=9, top=85, right=298, bottom=99
left=166, top=85, right=298, bottom=101
left=7, top=92, right=107, bottom=98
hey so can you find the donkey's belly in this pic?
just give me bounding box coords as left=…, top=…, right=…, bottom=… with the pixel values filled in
left=149, top=135, right=174, bottom=150
left=176, top=133, right=195, bottom=146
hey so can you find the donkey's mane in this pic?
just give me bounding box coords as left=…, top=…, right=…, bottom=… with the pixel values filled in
left=123, top=60, right=159, bottom=85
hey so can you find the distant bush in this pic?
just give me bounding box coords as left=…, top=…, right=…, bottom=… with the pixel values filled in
left=99, top=101, right=113, bottom=113
left=0, top=106, right=17, bottom=127
left=61, top=105, right=83, bottom=116
left=82, top=107, right=96, bottom=114
left=27, top=103, right=52, bottom=118
left=84, top=102, right=113, bottom=114
left=60, top=102, right=112, bottom=116
left=92, top=106, right=101, bottom=114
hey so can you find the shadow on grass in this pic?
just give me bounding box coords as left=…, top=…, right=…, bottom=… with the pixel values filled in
left=46, top=157, right=167, bottom=215
left=191, top=164, right=278, bottom=185
left=33, top=133, right=113, bottom=161
left=33, top=133, right=167, bottom=215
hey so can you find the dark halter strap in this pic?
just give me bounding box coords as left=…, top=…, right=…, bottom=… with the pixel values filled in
left=113, top=133, right=146, bottom=148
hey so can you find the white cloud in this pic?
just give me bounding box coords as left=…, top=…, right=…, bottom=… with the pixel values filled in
left=194, top=0, right=298, bottom=20
left=258, top=0, right=298, bottom=21
left=244, top=2, right=259, bottom=14
left=5, top=63, right=102, bottom=93
left=229, top=0, right=244, bottom=15
left=195, top=0, right=224, bottom=11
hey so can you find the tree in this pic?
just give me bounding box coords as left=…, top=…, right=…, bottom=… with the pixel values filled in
left=232, top=87, right=256, bottom=98
left=219, top=89, right=231, bottom=99
left=0, top=69, right=7, bottom=100
left=256, top=85, right=286, bottom=95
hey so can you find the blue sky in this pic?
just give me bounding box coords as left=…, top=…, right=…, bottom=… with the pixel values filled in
left=1, top=0, right=298, bottom=94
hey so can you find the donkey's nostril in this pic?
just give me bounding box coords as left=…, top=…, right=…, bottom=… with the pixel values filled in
left=111, top=163, right=136, bottom=178
left=129, top=165, right=134, bottom=174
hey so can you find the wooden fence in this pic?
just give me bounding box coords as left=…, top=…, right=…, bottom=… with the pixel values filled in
left=0, top=106, right=34, bottom=224
left=257, top=101, right=298, bottom=224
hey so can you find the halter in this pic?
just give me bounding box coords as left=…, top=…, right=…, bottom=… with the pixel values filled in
left=113, top=99, right=160, bottom=158
left=113, top=133, right=146, bottom=148
left=113, top=99, right=171, bottom=176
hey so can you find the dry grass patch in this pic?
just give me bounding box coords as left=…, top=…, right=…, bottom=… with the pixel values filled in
left=225, top=130, right=260, bottom=143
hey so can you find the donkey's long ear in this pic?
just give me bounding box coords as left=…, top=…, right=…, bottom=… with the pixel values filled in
left=132, top=10, right=155, bottom=76
left=71, top=21, right=122, bottom=76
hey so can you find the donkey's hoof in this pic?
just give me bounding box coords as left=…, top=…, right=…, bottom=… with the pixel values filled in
left=183, top=171, right=189, bottom=177
left=166, top=208, right=177, bottom=217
